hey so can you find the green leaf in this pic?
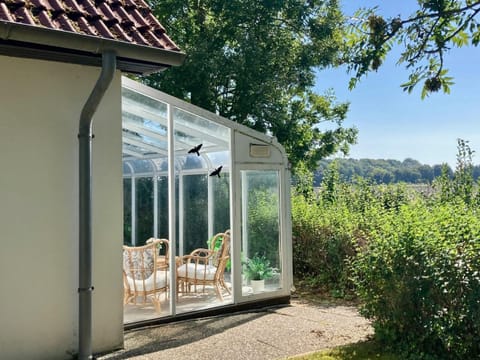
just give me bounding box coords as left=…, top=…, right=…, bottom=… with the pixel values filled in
left=451, top=30, right=469, bottom=47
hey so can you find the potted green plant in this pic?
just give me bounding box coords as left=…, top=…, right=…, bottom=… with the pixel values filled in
left=243, top=255, right=274, bottom=293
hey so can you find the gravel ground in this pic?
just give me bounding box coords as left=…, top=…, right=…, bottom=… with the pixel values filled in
left=99, top=298, right=372, bottom=360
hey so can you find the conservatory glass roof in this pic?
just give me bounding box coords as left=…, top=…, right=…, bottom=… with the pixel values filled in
left=122, top=77, right=230, bottom=174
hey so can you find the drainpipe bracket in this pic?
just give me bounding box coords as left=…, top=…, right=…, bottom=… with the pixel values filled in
left=78, top=133, right=95, bottom=139
left=78, top=286, right=95, bottom=293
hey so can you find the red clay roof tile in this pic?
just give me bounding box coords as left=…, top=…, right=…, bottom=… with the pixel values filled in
left=36, top=11, right=55, bottom=28
left=16, top=7, right=37, bottom=25
left=0, top=0, right=180, bottom=51
left=46, top=0, right=65, bottom=12
left=76, top=15, right=97, bottom=35
left=56, top=12, right=77, bottom=32
left=0, top=3, right=13, bottom=21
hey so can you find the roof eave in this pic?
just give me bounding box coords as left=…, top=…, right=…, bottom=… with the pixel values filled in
left=0, top=20, right=186, bottom=74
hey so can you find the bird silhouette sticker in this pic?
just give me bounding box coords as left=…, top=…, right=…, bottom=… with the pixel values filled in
left=209, top=166, right=222, bottom=178
left=187, top=144, right=202, bottom=156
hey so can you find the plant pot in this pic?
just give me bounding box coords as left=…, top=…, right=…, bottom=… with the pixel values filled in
left=251, top=279, right=265, bottom=293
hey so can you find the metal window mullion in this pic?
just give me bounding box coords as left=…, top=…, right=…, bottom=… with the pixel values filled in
left=241, top=171, right=248, bottom=258
left=167, top=103, right=177, bottom=315
left=178, top=173, right=184, bottom=256
left=153, top=172, right=158, bottom=238
left=131, top=175, right=136, bottom=246
left=230, top=131, right=241, bottom=303
left=282, top=166, right=293, bottom=292
left=274, top=170, right=283, bottom=288
left=207, top=174, right=214, bottom=239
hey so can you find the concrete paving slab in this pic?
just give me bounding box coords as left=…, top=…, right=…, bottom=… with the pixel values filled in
left=99, top=300, right=372, bottom=360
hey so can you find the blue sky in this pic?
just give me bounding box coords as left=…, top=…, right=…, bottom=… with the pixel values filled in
left=315, top=0, right=480, bottom=167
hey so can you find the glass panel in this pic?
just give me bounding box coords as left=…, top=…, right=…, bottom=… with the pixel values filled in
left=208, top=151, right=230, bottom=168
left=123, top=178, right=132, bottom=245
left=125, top=159, right=155, bottom=174
left=213, top=172, right=231, bottom=284
left=176, top=154, right=206, bottom=171
left=173, top=107, right=232, bottom=314
left=213, top=172, right=230, bottom=233
left=182, top=174, right=208, bottom=254
left=122, top=87, right=169, bottom=159
left=123, top=162, right=132, bottom=175
left=173, top=108, right=230, bottom=156
left=241, top=170, right=282, bottom=296
left=173, top=108, right=230, bottom=142
left=156, top=176, right=169, bottom=239
left=122, top=87, right=168, bottom=121
left=135, top=177, right=154, bottom=246
left=151, top=158, right=168, bottom=174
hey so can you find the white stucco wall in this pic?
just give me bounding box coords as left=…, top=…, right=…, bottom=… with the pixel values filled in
left=0, top=55, right=123, bottom=359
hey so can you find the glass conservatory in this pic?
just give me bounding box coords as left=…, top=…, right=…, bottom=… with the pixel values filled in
left=121, top=77, right=292, bottom=325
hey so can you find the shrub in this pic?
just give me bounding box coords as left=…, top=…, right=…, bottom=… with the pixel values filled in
left=291, top=178, right=410, bottom=296
left=352, top=202, right=480, bottom=359
left=292, top=191, right=360, bottom=294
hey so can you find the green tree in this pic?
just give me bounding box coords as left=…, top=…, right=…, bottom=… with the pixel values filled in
left=314, top=157, right=449, bottom=184
left=418, top=164, right=434, bottom=183
left=320, top=159, right=341, bottom=203
left=145, top=0, right=357, bottom=171
left=433, top=138, right=477, bottom=204
left=453, top=138, right=476, bottom=204
left=371, top=168, right=393, bottom=184
left=345, top=1, right=480, bottom=98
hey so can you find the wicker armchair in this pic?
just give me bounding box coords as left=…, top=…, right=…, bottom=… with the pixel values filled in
left=177, top=231, right=231, bottom=301
left=122, top=238, right=170, bottom=313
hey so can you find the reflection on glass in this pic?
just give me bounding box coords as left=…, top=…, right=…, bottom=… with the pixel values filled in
left=241, top=170, right=282, bottom=296
left=156, top=176, right=169, bottom=239
left=123, top=159, right=155, bottom=174
left=135, top=177, right=154, bottom=246
left=173, top=108, right=230, bottom=156
left=173, top=108, right=229, bottom=141
left=182, top=174, right=208, bottom=254
left=173, top=105, right=232, bottom=315
left=122, top=87, right=168, bottom=120
left=213, top=173, right=230, bottom=233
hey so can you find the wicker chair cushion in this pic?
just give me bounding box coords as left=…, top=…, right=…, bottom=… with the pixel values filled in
left=177, top=263, right=217, bottom=280
left=123, top=248, right=155, bottom=280
left=125, top=270, right=170, bottom=292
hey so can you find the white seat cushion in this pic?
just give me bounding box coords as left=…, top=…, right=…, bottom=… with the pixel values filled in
left=177, top=263, right=217, bottom=280
left=126, top=270, right=169, bottom=292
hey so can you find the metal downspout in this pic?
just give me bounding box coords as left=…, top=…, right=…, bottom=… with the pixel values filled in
left=78, top=51, right=116, bottom=360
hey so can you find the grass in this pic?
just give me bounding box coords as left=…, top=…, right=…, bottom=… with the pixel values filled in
left=288, top=341, right=399, bottom=360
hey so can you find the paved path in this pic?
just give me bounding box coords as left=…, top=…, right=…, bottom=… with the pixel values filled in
left=99, top=300, right=372, bottom=360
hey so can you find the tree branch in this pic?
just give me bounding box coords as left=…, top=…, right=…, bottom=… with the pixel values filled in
left=399, top=0, right=480, bottom=26
left=406, top=16, right=442, bottom=64
left=443, top=6, right=480, bottom=43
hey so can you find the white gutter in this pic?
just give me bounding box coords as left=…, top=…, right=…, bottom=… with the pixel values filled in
left=0, top=21, right=185, bottom=69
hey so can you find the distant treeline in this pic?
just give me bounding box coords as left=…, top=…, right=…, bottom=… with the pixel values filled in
left=314, top=158, right=480, bottom=185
